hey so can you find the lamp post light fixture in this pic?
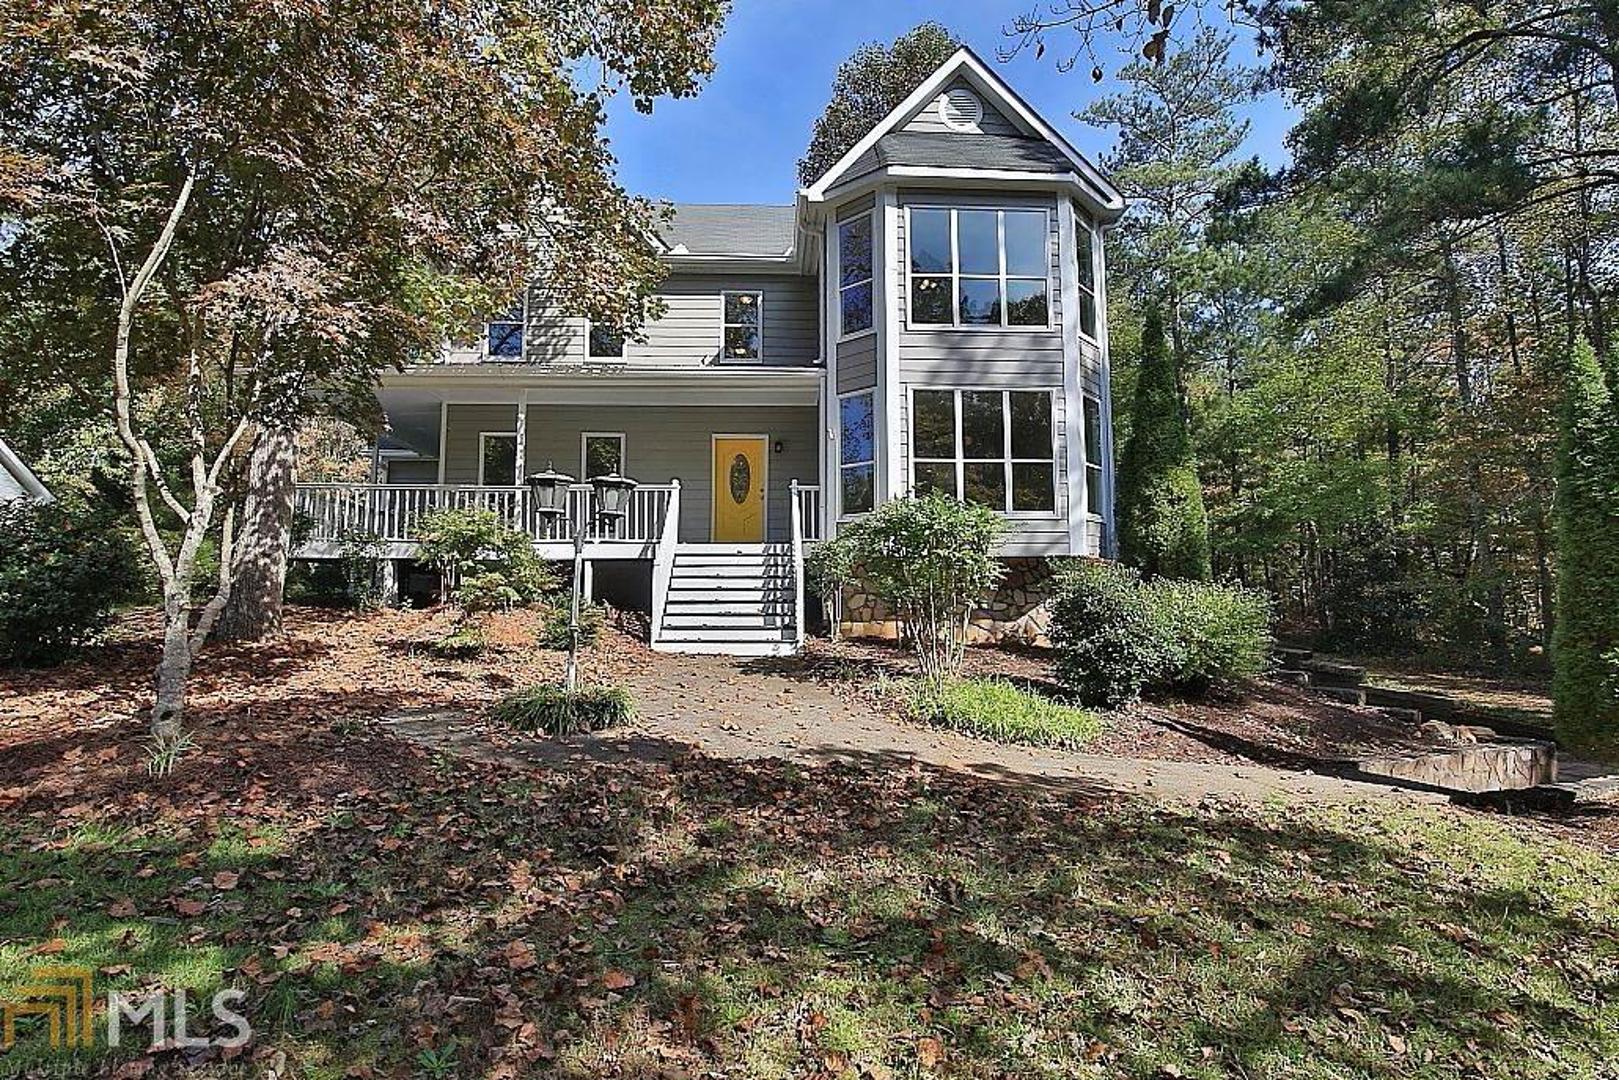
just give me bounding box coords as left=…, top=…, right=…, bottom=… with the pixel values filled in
left=526, top=463, right=637, bottom=693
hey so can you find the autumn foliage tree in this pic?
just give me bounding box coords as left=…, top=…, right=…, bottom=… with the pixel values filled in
left=0, top=0, right=727, bottom=750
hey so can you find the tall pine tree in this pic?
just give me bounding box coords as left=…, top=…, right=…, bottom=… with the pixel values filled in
left=1116, top=308, right=1212, bottom=580
left=1553, top=339, right=1619, bottom=757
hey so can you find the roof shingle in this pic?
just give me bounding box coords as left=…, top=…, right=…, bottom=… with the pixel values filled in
left=657, top=203, right=797, bottom=256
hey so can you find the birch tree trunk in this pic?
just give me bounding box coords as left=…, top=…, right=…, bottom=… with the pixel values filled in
left=217, top=423, right=297, bottom=641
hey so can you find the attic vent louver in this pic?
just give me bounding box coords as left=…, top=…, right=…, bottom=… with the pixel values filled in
left=938, top=87, right=984, bottom=132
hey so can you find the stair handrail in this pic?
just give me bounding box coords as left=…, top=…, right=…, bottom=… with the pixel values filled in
left=650, top=478, right=682, bottom=642
left=789, top=478, right=806, bottom=650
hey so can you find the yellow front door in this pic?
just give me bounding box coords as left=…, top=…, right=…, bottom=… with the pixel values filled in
left=712, top=436, right=767, bottom=542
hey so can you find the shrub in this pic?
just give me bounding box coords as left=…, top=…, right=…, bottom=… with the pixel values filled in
left=286, top=528, right=386, bottom=610
left=840, top=494, right=1006, bottom=679
left=1145, top=578, right=1273, bottom=690
left=422, top=620, right=485, bottom=660
left=804, top=531, right=856, bottom=635
left=1049, top=562, right=1275, bottom=706
left=535, top=600, right=605, bottom=649
left=416, top=508, right=556, bottom=608
left=490, top=683, right=634, bottom=736
left=906, top=677, right=1103, bottom=749
left=1049, top=562, right=1173, bottom=708
left=0, top=501, right=140, bottom=666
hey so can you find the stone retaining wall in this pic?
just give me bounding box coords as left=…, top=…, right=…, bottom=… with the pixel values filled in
left=839, top=557, right=1069, bottom=646
left=1355, top=740, right=1558, bottom=793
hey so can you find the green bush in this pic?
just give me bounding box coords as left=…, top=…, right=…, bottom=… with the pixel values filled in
left=1049, top=562, right=1274, bottom=706
left=839, top=494, right=1006, bottom=679
left=490, top=683, right=634, bottom=736
left=1145, top=578, right=1273, bottom=690
left=0, top=501, right=140, bottom=666
left=285, top=528, right=387, bottom=610
left=1049, top=562, right=1173, bottom=708
left=415, top=508, right=556, bottom=608
left=906, top=677, right=1103, bottom=749
left=422, top=620, right=485, bottom=660
left=535, top=600, right=605, bottom=649
left=804, top=531, right=856, bottom=634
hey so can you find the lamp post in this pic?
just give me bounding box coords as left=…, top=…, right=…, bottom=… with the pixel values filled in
left=525, top=463, right=637, bottom=693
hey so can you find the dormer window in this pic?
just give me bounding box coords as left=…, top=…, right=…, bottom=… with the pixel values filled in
left=486, top=305, right=525, bottom=359
left=907, top=207, right=1050, bottom=329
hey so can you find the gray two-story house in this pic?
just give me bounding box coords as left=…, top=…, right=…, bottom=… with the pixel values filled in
left=293, top=48, right=1125, bottom=655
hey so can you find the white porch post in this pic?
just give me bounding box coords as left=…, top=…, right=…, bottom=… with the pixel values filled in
left=514, top=389, right=529, bottom=481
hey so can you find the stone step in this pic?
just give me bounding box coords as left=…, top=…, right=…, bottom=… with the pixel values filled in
left=1271, top=669, right=1310, bottom=688
left=1275, top=646, right=1314, bottom=665
left=1377, top=706, right=1424, bottom=725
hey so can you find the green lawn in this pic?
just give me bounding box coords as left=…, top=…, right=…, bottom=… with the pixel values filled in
left=1, top=718, right=1615, bottom=1079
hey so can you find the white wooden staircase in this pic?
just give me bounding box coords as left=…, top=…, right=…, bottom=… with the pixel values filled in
left=652, top=543, right=798, bottom=655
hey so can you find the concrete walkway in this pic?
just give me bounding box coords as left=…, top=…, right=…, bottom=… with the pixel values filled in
left=386, top=651, right=1445, bottom=806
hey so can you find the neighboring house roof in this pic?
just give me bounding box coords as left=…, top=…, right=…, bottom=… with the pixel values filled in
left=657, top=203, right=797, bottom=257
left=842, top=132, right=1074, bottom=184
left=0, top=435, right=54, bottom=504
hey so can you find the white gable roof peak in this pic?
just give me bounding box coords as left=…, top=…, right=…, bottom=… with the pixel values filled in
left=801, top=46, right=1124, bottom=217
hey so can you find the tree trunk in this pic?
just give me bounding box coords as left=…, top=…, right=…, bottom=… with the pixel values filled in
left=217, top=424, right=297, bottom=640
left=152, top=608, right=194, bottom=743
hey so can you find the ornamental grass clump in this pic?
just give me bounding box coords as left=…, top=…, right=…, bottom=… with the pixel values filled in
left=491, top=683, right=634, bottom=737
left=906, top=677, right=1103, bottom=749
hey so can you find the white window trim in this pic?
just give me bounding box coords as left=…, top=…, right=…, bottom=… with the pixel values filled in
left=484, top=295, right=528, bottom=361
left=477, top=431, right=519, bottom=486
left=580, top=431, right=626, bottom=479
left=1075, top=214, right=1100, bottom=345
left=835, top=211, right=877, bottom=343
left=904, top=205, right=1054, bottom=332
left=1081, top=393, right=1105, bottom=521
left=584, top=319, right=627, bottom=361
left=720, top=290, right=766, bottom=362
left=906, top=387, right=1061, bottom=519
left=836, top=389, right=877, bottom=518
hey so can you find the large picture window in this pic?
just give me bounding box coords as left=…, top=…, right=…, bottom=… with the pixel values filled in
left=1083, top=395, right=1104, bottom=515
left=722, top=291, right=763, bottom=360
left=839, top=392, right=876, bottom=515
left=479, top=432, right=518, bottom=486
left=910, top=389, right=1056, bottom=513
left=908, top=207, right=1050, bottom=328
left=838, top=214, right=874, bottom=337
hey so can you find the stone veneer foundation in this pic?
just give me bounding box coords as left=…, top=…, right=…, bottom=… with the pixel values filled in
left=839, top=557, right=1075, bottom=646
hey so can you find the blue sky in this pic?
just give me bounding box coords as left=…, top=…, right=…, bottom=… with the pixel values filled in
left=603, top=0, right=1294, bottom=205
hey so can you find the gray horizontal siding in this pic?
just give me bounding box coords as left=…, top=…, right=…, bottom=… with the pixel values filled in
left=836, top=333, right=877, bottom=393
left=901, top=79, right=1020, bottom=137
left=385, top=460, right=439, bottom=485
left=441, top=403, right=819, bottom=543
left=445, top=273, right=821, bottom=369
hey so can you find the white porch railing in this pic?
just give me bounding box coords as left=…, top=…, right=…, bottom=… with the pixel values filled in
left=793, top=484, right=823, bottom=542
left=292, top=483, right=677, bottom=546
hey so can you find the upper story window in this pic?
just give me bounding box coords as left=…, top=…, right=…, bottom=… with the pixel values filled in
left=486, top=305, right=525, bottom=359
left=910, top=388, right=1056, bottom=513
left=1083, top=394, right=1104, bottom=515
left=839, top=391, right=876, bottom=515
left=722, top=291, right=763, bottom=360
left=1076, top=213, right=1098, bottom=340
left=837, top=214, right=874, bottom=338
left=908, top=207, right=1050, bottom=329
left=588, top=322, right=625, bottom=359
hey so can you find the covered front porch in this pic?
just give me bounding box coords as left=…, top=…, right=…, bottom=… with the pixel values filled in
left=292, top=368, right=829, bottom=655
